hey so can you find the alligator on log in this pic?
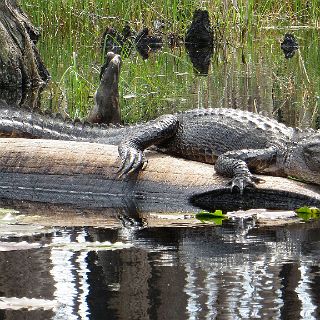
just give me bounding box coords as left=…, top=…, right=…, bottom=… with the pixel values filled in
left=0, top=100, right=319, bottom=211
left=0, top=138, right=320, bottom=212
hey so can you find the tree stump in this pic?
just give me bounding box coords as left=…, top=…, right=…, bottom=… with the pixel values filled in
left=0, top=0, right=49, bottom=88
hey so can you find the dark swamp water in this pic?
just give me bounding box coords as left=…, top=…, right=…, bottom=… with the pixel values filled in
left=1, top=25, right=320, bottom=319
left=1, top=214, right=320, bottom=319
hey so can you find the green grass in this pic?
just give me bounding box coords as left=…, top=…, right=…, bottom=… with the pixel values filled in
left=20, top=0, right=320, bottom=126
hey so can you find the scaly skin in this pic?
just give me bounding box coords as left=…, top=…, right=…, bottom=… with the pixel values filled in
left=0, top=100, right=128, bottom=145
left=0, top=102, right=319, bottom=193
left=118, top=108, right=320, bottom=193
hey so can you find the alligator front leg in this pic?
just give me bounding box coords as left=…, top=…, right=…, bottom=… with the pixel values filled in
left=215, top=146, right=278, bottom=194
left=118, top=114, right=179, bottom=176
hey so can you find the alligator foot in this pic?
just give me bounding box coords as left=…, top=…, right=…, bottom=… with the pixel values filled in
left=228, top=175, right=265, bottom=195
left=117, top=143, right=147, bottom=176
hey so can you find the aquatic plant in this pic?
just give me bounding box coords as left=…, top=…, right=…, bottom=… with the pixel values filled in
left=295, top=206, right=320, bottom=221
left=195, top=210, right=228, bottom=225
left=20, top=1, right=320, bottom=125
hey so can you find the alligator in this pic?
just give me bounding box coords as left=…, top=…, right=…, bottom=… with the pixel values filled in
left=87, top=52, right=122, bottom=124
left=0, top=103, right=319, bottom=193
left=117, top=108, right=320, bottom=193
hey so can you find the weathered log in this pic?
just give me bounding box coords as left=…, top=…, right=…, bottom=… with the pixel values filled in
left=0, top=138, right=319, bottom=212
left=0, top=0, right=49, bottom=88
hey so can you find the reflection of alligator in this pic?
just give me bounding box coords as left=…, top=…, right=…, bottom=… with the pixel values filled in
left=0, top=102, right=319, bottom=193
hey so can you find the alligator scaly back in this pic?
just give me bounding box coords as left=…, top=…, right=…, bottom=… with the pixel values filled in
left=117, top=107, right=320, bottom=191
left=0, top=100, right=170, bottom=147
left=0, top=100, right=128, bottom=145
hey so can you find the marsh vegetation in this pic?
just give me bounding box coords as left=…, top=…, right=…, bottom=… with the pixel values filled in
left=20, top=1, right=320, bottom=126
left=1, top=3, right=320, bottom=319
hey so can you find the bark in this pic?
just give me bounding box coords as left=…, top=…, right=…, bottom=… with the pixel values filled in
left=0, top=138, right=319, bottom=212
left=0, top=0, right=49, bottom=88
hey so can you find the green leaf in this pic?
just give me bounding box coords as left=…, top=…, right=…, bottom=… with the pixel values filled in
left=295, top=206, right=320, bottom=214
left=295, top=206, right=320, bottom=221
left=195, top=210, right=228, bottom=224
left=196, top=210, right=225, bottom=218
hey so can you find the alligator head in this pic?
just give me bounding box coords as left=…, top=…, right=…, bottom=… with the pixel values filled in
left=87, top=52, right=122, bottom=124
left=286, top=132, right=320, bottom=185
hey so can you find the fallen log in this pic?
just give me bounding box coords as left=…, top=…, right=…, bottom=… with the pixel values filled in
left=0, top=138, right=319, bottom=212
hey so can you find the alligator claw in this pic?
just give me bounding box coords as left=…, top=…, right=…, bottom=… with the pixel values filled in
left=228, top=175, right=264, bottom=195
left=117, top=149, right=129, bottom=174
left=117, top=144, right=147, bottom=177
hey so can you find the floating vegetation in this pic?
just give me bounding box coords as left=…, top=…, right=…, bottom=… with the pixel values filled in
left=18, top=1, right=320, bottom=127
left=295, top=206, right=320, bottom=221
left=195, top=210, right=228, bottom=225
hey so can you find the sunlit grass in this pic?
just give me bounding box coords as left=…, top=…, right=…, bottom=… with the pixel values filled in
left=20, top=0, right=320, bottom=125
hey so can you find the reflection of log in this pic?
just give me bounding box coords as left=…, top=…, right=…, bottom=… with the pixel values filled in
left=1, top=138, right=320, bottom=212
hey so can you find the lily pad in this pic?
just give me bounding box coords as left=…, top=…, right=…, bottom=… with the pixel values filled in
left=195, top=210, right=228, bottom=225
left=295, top=206, right=320, bottom=221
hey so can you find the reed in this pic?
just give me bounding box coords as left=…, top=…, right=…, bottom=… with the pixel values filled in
left=20, top=0, right=320, bottom=125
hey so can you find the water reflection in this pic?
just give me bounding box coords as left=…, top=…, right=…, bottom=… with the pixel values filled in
left=185, top=43, right=213, bottom=75
left=2, top=29, right=318, bottom=129
left=135, top=27, right=163, bottom=60
left=0, top=220, right=320, bottom=319
left=1, top=23, right=320, bottom=320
